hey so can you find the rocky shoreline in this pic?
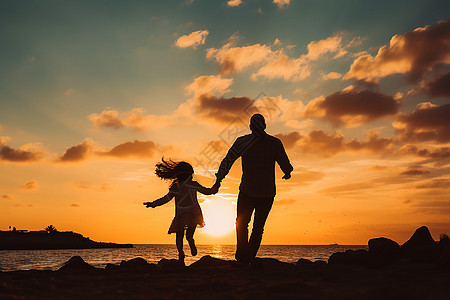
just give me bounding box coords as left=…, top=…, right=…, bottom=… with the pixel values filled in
left=1, top=226, right=449, bottom=299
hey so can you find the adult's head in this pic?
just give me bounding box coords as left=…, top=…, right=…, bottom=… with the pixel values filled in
left=249, top=113, right=266, bottom=135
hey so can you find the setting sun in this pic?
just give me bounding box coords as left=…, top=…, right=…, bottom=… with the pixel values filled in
left=202, top=200, right=236, bottom=236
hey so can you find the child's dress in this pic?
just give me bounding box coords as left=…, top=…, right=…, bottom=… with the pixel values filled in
left=153, top=180, right=214, bottom=234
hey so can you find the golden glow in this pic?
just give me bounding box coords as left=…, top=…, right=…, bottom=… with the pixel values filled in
left=201, top=200, right=236, bottom=236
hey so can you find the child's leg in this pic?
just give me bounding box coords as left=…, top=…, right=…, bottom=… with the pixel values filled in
left=176, top=230, right=185, bottom=263
left=186, top=226, right=197, bottom=256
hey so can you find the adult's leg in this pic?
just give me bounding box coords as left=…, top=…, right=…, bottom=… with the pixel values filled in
left=235, top=193, right=255, bottom=263
left=176, top=230, right=185, bottom=264
left=248, top=197, right=274, bottom=260
left=186, top=226, right=197, bottom=256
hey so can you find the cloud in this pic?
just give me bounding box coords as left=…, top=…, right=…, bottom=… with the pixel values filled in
left=420, top=72, right=450, bottom=98
left=1, top=194, right=14, bottom=200
left=273, top=0, right=290, bottom=8
left=88, top=108, right=173, bottom=131
left=195, top=94, right=256, bottom=123
left=175, top=30, right=209, bottom=49
left=306, top=33, right=343, bottom=60
left=227, top=0, right=242, bottom=7
left=206, top=40, right=273, bottom=74
left=0, top=138, right=43, bottom=163
left=98, top=140, right=158, bottom=158
left=185, top=75, right=234, bottom=97
left=20, top=180, right=39, bottom=190
left=69, top=181, right=112, bottom=192
left=304, top=89, right=400, bottom=127
left=394, top=102, right=450, bottom=143
left=56, top=139, right=93, bottom=162
left=57, top=139, right=162, bottom=162
left=70, top=203, right=80, bottom=207
left=322, top=72, right=342, bottom=80
left=275, top=130, right=393, bottom=157
left=251, top=53, right=311, bottom=81
left=207, top=33, right=348, bottom=82
left=400, top=169, right=430, bottom=176
left=417, top=179, right=450, bottom=189
left=345, top=20, right=450, bottom=82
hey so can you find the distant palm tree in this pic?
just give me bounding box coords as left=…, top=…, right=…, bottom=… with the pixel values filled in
left=45, top=225, right=57, bottom=233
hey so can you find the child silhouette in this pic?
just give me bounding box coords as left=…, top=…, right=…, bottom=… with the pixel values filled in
left=143, top=159, right=220, bottom=265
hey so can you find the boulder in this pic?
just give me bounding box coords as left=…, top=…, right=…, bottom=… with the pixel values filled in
left=296, top=258, right=314, bottom=266
left=105, top=263, right=120, bottom=271
left=120, top=257, right=151, bottom=269
left=401, top=226, right=436, bottom=263
left=328, top=249, right=368, bottom=265
left=249, top=257, right=294, bottom=271
left=157, top=258, right=185, bottom=270
left=190, top=255, right=231, bottom=268
left=368, top=237, right=400, bottom=265
left=58, top=256, right=95, bottom=271
left=436, top=237, right=450, bottom=268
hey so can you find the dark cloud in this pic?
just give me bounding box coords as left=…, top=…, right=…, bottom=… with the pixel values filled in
left=275, top=130, right=393, bottom=157
left=98, top=140, right=158, bottom=158
left=400, top=169, right=430, bottom=176
left=399, top=145, right=450, bottom=160
left=305, top=89, right=399, bottom=127
left=395, top=103, right=450, bottom=143
left=56, top=140, right=92, bottom=162
left=417, top=179, right=450, bottom=189
left=196, top=94, right=256, bottom=123
left=20, top=180, right=39, bottom=190
left=0, top=140, right=42, bottom=163
left=56, top=139, right=160, bottom=162
left=345, top=19, right=450, bottom=82
left=421, top=72, right=450, bottom=98
left=1, top=194, right=14, bottom=200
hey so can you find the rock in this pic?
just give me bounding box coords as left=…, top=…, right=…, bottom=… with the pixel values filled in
left=436, top=237, right=450, bottom=268
left=401, top=226, right=436, bottom=263
left=249, top=257, right=294, bottom=271
left=190, top=255, right=231, bottom=268
left=368, top=237, right=400, bottom=265
left=296, top=258, right=314, bottom=266
left=328, top=249, right=368, bottom=265
left=58, top=256, right=95, bottom=271
left=120, top=257, right=149, bottom=268
left=157, top=258, right=185, bottom=270
left=105, top=263, right=120, bottom=271
left=314, top=260, right=327, bottom=266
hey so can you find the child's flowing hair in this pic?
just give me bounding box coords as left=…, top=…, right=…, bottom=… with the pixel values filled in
left=155, top=158, right=194, bottom=185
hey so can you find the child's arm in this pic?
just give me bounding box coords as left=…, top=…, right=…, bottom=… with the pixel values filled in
left=143, top=191, right=174, bottom=208
left=195, top=181, right=221, bottom=195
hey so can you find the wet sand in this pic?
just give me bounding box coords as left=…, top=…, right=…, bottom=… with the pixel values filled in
left=1, top=256, right=449, bottom=299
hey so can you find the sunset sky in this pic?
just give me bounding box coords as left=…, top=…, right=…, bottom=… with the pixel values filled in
left=1, top=0, right=450, bottom=245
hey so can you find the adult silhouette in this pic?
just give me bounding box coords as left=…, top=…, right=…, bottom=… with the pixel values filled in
left=215, top=113, right=293, bottom=265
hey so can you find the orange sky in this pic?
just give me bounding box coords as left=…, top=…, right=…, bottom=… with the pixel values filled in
left=1, top=1, right=449, bottom=245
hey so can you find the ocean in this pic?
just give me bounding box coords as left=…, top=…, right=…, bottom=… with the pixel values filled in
left=0, top=244, right=367, bottom=272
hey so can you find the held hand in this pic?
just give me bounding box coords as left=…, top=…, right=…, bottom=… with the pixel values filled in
left=282, top=173, right=291, bottom=180
left=211, top=181, right=221, bottom=194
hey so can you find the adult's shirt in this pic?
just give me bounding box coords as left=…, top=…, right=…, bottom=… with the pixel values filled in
left=216, top=132, right=293, bottom=198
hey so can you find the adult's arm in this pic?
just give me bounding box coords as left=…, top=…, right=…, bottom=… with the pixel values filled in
left=215, top=136, right=248, bottom=181
left=275, top=139, right=293, bottom=178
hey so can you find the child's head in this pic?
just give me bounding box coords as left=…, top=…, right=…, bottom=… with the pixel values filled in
left=155, top=158, right=194, bottom=183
